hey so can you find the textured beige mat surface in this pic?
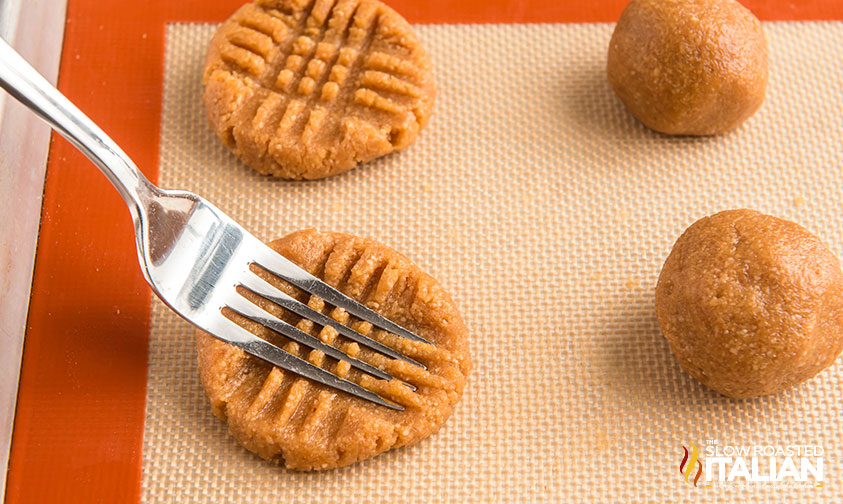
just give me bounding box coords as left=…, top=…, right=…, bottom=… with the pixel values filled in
left=143, top=21, right=843, bottom=502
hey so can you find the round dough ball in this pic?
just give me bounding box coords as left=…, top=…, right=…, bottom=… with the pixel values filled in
left=655, top=210, right=843, bottom=398
left=607, top=0, right=768, bottom=135
left=203, top=0, right=435, bottom=179
left=196, top=230, right=471, bottom=470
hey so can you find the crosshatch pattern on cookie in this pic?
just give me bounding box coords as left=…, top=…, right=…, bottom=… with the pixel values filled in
left=195, top=231, right=470, bottom=470
left=203, top=0, right=434, bottom=179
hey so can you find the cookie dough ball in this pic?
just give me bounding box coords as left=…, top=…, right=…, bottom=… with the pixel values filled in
left=655, top=210, right=843, bottom=398
left=196, top=230, right=471, bottom=470
left=607, top=0, right=768, bottom=135
left=203, top=0, right=435, bottom=179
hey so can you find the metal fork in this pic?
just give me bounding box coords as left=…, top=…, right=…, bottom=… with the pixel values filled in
left=0, top=37, right=430, bottom=410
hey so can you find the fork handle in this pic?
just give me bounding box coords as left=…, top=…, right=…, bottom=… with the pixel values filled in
left=0, top=36, right=154, bottom=220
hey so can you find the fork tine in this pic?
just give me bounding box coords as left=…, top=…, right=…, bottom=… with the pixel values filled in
left=254, top=247, right=432, bottom=345
left=240, top=272, right=427, bottom=370
left=217, top=317, right=402, bottom=410
left=226, top=295, right=394, bottom=382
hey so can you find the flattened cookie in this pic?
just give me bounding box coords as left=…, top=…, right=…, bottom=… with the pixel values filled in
left=196, top=230, right=470, bottom=470
left=203, top=0, right=435, bottom=179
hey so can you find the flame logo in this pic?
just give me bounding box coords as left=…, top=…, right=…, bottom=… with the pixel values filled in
left=679, top=442, right=703, bottom=487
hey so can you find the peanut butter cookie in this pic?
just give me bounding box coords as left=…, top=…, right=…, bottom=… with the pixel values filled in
left=196, top=230, right=470, bottom=469
left=655, top=210, right=843, bottom=398
left=203, top=0, right=435, bottom=179
left=607, top=0, right=768, bottom=135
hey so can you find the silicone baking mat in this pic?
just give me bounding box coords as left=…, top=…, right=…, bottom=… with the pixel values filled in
left=141, top=19, right=843, bottom=502
left=8, top=1, right=843, bottom=503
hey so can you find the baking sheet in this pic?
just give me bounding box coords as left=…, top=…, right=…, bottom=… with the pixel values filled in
left=141, top=21, right=843, bottom=502
left=0, top=0, right=67, bottom=499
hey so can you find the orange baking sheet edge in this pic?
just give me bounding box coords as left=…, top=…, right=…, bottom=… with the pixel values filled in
left=2, top=0, right=166, bottom=502
left=7, top=1, right=843, bottom=503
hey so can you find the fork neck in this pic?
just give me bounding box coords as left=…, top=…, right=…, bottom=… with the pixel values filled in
left=0, top=36, right=157, bottom=221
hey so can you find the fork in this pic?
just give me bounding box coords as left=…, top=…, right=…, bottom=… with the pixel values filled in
left=0, top=37, right=430, bottom=410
